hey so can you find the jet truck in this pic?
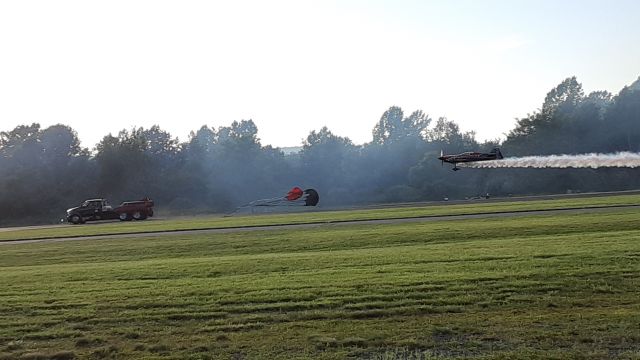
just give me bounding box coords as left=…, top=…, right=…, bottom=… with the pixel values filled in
left=66, top=198, right=154, bottom=224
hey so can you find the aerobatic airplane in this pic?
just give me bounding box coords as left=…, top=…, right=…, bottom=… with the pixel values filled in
left=438, top=148, right=504, bottom=171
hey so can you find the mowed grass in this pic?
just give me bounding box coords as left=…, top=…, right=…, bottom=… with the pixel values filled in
left=2, top=193, right=640, bottom=241
left=1, top=210, right=640, bottom=359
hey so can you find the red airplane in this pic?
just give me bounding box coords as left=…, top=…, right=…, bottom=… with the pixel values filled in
left=438, top=148, right=504, bottom=171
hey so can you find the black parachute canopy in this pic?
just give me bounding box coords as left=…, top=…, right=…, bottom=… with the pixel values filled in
left=303, top=188, right=319, bottom=206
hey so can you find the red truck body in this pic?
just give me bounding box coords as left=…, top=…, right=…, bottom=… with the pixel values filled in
left=115, top=198, right=154, bottom=220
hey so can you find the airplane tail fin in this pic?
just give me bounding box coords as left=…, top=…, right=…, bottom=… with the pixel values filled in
left=491, top=148, right=504, bottom=159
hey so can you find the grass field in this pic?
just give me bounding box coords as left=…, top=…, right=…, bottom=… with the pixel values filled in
left=1, top=193, right=640, bottom=241
left=1, top=201, right=639, bottom=359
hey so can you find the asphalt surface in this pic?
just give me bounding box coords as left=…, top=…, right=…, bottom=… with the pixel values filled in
left=3, top=189, right=640, bottom=235
left=1, top=203, right=638, bottom=246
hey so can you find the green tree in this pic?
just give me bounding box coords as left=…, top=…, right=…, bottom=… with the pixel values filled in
left=300, top=127, right=357, bottom=202
left=94, top=128, right=150, bottom=198
left=0, top=124, right=93, bottom=225
left=505, top=76, right=587, bottom=155
left=604, top=78, right=640, bottom=151
left=541, top=76, right=584, bottom=121
left=372, top=107, right=430, bottom=145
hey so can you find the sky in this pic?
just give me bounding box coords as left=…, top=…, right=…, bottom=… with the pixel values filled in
left=1, top=0, right=639, bottom=149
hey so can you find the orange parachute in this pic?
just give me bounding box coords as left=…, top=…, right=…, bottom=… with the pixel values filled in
left=286, top=187, right=304, bottom=201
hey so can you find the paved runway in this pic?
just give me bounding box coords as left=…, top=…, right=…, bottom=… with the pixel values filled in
left=2, top=203, right=638, bottom=246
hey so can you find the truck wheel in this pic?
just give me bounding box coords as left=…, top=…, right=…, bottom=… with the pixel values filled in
left=119, top=213, right=132, bottom=221
left=132, top=211, right=146, bottom=220
left=69, top=214, right=82, bottom=224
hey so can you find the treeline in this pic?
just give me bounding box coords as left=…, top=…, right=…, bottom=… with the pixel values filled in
left=1, top=76, right=639, bottom=225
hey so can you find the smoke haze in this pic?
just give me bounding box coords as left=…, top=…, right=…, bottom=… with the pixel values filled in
left=1, top=75, right=640, bottom=226
left=465, top=152, right=640, bottom=169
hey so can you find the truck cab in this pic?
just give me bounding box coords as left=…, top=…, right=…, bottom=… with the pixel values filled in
left=67, top=199, right=115, bottom=224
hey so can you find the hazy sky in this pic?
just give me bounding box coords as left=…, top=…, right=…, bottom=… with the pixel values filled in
left=1, top=0, right=639, bottom=148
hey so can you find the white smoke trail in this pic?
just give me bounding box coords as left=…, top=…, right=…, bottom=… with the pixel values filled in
left=463, top=152, right=640, bottom=169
